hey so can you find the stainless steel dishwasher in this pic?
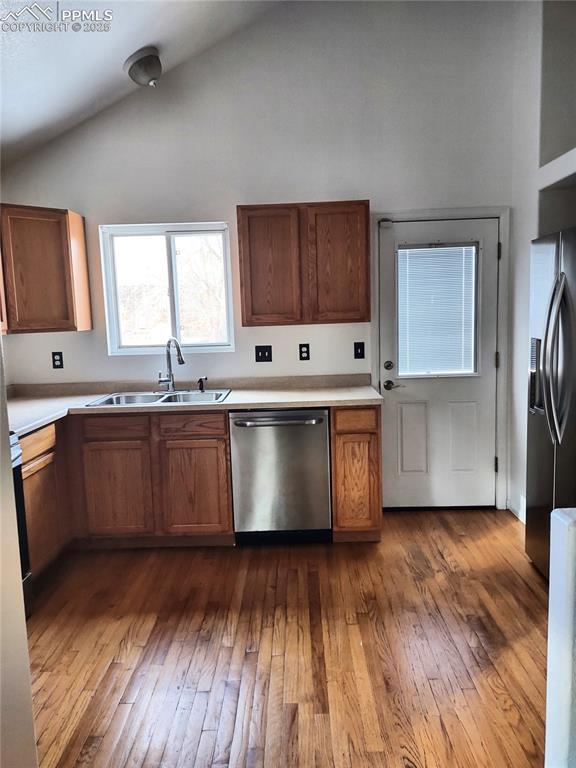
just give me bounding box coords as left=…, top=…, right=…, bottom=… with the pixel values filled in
left=229, top=409, right=331, bottom=539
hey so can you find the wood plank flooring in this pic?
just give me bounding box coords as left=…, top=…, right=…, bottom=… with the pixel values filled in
left=27, top=509, right=548, bottom=768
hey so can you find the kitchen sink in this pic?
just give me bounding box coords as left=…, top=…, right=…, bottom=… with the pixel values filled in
left=86, top=389, right=231, bottom=407
left=88, top=392, right=166, bottom=406
left=161, top=390, right=230, bottom=404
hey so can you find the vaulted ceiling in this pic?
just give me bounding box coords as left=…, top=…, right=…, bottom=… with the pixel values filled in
left=0, top=0, right=273, bottom=164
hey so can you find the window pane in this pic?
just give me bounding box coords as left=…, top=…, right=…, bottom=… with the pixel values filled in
left=112, top=235, right=171, bottom=346
left=397, top=245, right=477, bottom=376
left=173, top=233, right=229, bottom=345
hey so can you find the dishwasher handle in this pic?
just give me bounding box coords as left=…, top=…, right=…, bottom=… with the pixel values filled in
left=234, top=417, right=324, bottom=428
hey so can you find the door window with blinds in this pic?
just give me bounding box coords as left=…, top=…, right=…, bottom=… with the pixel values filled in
left=396, top=243, right=478, bottom=376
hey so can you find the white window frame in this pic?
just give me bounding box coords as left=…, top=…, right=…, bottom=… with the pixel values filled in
left=99, top=221, right=235, bottom=356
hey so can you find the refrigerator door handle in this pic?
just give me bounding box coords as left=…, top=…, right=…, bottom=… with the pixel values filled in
left=529, top=337, right=544, bottom=414
left=540, top=275, right=560, bottom=445
left=543, top=272, right=566, bottom=444
left=549, top=272, right=567, bottom=443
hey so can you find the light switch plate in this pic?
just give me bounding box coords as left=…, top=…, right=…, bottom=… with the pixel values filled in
left=255, top=345, right=272, bottom=362
left=354, top=342, right=365, bottom=360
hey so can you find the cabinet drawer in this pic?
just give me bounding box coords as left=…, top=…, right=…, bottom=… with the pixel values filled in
left=333, top=407, right=378, bottom=433
left=21, top=423, right=56, bottom=464
left=156, top=413, right=227, bottom=438
left=83, top=415, right=150, bottom=440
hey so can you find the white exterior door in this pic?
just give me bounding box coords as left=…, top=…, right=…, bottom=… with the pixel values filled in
left=379, top=217, right=499, bottom=507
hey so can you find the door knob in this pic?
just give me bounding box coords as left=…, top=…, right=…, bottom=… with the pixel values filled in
left=382, top=379, right=404, bottom=391
left=384, top=360, right=394, bottom=370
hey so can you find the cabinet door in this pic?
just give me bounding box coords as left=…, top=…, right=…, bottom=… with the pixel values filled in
left=307, top=201, right=370, bottom=322
left=83, top=440, right=154, bottom=535
left=332, top=431, right=381, bottom=537
left=160, top=438, right=232, bottom=534
left=1, top=205, right=75, bottom=332
left=22, top=452, right=62, bottom=574
left=0, top=245, right=7, bottom=334
left=238, top=205, right=303, bottom=325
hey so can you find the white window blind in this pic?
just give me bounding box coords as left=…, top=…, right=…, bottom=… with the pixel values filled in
left=397, top=244, right=477, bottom=376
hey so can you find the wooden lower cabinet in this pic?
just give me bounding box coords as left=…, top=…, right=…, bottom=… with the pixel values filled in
left=21, top=421, right=70, bottom=575
left=159, top=438, right=232, bottom=534
left=78, top=414, right=232, bottom=542
left=72, top=407, right=380, bottom=547
left=23, top=451, right=62, bottom=573
left=14, top=405, right=382, bottom=575
left=83, top=440, right=154, bottom=535
left=331, top=407, right=382, bottom=542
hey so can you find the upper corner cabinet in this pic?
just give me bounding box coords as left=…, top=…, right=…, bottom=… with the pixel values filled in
left=1, top=204, right=92, bottom=333
left=237, top=199, right=370, bottom=326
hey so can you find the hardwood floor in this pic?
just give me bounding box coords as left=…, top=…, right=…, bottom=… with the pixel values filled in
left=27, top=509, right=548, bottom=768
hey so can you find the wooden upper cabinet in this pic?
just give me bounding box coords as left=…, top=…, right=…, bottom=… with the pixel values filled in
left=237, top=199, right=370, bottom=326
left=1, top=204, right=92, bottom=333
left=307, top=201, right=370, bottom=322
left=0, top=247, right=7, bottom=335
left=238, top=206, right=303, bottom=325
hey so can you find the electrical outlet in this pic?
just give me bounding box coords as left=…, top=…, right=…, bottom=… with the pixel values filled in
left=354, top=342, right=365, bottom=360
left=52, top=351, right=64, bottom=369
left=255, top=345, right=272, bottom=362
left=299, top=343, right=310, bottom=361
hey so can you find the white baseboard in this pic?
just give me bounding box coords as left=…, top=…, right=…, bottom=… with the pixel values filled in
left=506, top=494, right=526, bottom=524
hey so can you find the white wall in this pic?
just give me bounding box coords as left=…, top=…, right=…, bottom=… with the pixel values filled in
left=0, top=342, right=38, bottom=768
left=1, top=1, right=542, bottom=512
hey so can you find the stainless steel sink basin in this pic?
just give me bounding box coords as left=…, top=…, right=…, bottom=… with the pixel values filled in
left=161, top=390, right=230, bottom=404
left=88, top=392, right=166, bottom=406
left=86, top=389, right=231, bottom=407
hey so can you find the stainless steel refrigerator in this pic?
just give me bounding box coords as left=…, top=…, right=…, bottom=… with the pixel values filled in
left=527, top=227, right=576, bottom=578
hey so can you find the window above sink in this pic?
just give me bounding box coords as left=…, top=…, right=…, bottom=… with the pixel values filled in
left=99, top=221, right=235, bottom=356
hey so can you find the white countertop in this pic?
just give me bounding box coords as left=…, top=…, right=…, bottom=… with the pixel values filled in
left=7, top=394, right=102, bottom=436
left=8, top=386, right=382, bottom=436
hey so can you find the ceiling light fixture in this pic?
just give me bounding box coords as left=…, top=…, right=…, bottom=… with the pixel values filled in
left=123, top=46, right=162, bottom=88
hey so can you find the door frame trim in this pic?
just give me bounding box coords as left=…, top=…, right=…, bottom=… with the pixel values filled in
left=371, top=206, right=510, bottom=510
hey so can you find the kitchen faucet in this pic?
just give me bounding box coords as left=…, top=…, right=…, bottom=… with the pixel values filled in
left=157, top=337, right=185, bottom=392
